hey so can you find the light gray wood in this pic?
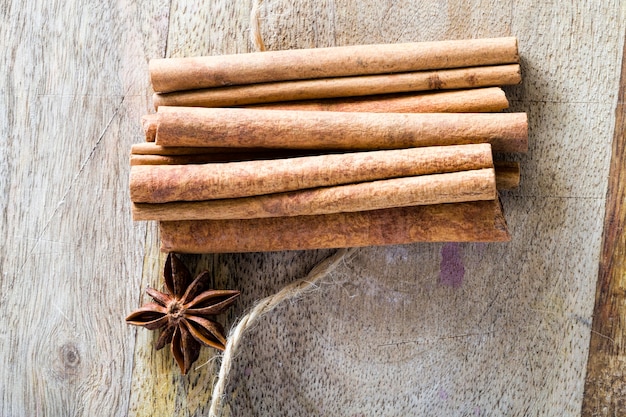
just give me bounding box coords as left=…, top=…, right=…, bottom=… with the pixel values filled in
left=1, top=0, right=624, bottom=416
left=0, top=0, right=168, bottom=415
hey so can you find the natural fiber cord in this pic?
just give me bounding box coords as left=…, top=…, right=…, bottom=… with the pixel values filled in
left=250, top=0, right=266, bottom=51
left=208, top=248, right=356, bottom=416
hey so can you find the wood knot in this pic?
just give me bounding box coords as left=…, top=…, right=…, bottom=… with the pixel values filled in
left=59, top=343, right=81, bottom=370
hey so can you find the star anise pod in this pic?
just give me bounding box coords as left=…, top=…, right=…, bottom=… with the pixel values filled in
left=126, top=253, right=240, bottom=374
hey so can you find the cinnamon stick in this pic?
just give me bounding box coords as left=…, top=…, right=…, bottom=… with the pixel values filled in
left=132, top=168, right=496, bottom=221
left=129, top=144, right=493, bottom=203
left=130, top=154, right=247, bottom=165
left=145, top=87, right=511, bottom=143
left=131, top=143, right=230, bottom=155
left=150, top=37, right=518, bottom=92
left=131, top=143, right=322, bottom=158
left=158, top=199, right=510, bottom=253
left=494, top=161, right=521, bottom=190
left=131, top=145, right=514, bottom=167
left=129, top=147, right=519, bottom=190
left=129, top=145, right=321, bottom=165
left=129, top=151, right=328, bottom=165
left=246, top=87, right=509, bottom=113
left=142, top=114, right=158, bottom=142
left=151, top=66, right=520, bottom=108
left=154, top=107, right=528, bottom=153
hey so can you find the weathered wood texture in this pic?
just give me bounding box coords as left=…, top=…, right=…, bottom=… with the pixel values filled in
left=0, top=0, right=168, bottom=415
left=1, top=0, right=625, bottom=416
left=582, top=27, right=626, bottom=416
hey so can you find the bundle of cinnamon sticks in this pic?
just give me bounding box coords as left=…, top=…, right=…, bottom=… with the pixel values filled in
left=130, top=37, right=527, bottom=253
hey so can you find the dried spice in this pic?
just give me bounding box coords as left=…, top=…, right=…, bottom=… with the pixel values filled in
left=126, top=253, right=240, bottom=374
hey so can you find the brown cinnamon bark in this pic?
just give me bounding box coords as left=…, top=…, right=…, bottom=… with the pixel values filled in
left=129, top=152, right=518, bottom=190
left=129, top=151, right=327, bottom=165
left=158, top=199, right=510, bottom=253
left=132, top=168, right=496, bottom=221
left=150, top=37, right=518, bottom=92
left=129, top=148, right=519, bottom=190
left=151, top=66, right=519, bottom=108
left=131, top=143, right=229, bottom=155
left=129, top=146, right=322, bottom=165
left=129, top=144, right=493, bottom=203
left=131, top=145, right=516, bottom=167
left=494, top=161, right=521, bottom=190
left=154, top=107, right=528, bottom=153
left=130, top=154, right=247, bottom=165
left=247, top=87, right=509, bottom=113
left=142, top=114, right=158, bottom=142
left=145, top=87, right=512, bottom=143
left=131, top=143, right=323, bottom=158
left=130, top=143, right=520, bottom=188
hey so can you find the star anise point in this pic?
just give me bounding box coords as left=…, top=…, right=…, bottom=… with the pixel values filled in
left=126, top=253, right=239, bottom=374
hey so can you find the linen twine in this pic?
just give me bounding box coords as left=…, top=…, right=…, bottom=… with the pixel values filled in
left=250, top=0, right=267, bottom=51
left=208, top=248, right=355, bottom=417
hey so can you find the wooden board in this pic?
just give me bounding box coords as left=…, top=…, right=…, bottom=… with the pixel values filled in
left=1, top=0, right=625, bottom=416
left=582, top=27, right=626, bottom=416
left=0, top=0, right=169, bottom=414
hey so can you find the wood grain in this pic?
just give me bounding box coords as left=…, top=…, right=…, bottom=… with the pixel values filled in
left=1, top=0, right=624, bottom=416
left=582, top=29, right=626, bottom=416
left=0, top=0, right=168, bottom=415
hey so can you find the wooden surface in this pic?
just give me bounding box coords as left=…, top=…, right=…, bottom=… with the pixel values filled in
left=582, top=28, right=626, bottom=416
left=1, top=1, right=625, bottom=416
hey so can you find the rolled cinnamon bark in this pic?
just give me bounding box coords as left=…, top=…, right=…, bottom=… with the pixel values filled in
left=131, top=143, right=228, bottom=155
left=132, top=168, right=496, bottom=221
left=129, top=144, right=322, bottom=165
left=129, top=144, right=493, bottom=203
left=130, top=154, right=246, bottom=165
left=131, top=145, right=515, bottom=167
left=129, top=152, right=518, bottom=190
left=130, top=143, right=520, bottom=188
left=154, top=107, right=528, bottom=153
left=129, top=151, right=329, bottom=165
left=494, top=161, right=521, bottom=190
left=142, top=114, right=158, bottom=142
left=145, top=87, right=512, bottom=143
left=142, top=115, right=157, bottom=142
left=158, top=199, right=510, bottom=253
left=152, top=66, right=520, bottom=108
left=150, top=37, right=518, bottom=92
left=131, top=143, right=323, bottom=158
left=247, top=87, right=509, bottom=113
